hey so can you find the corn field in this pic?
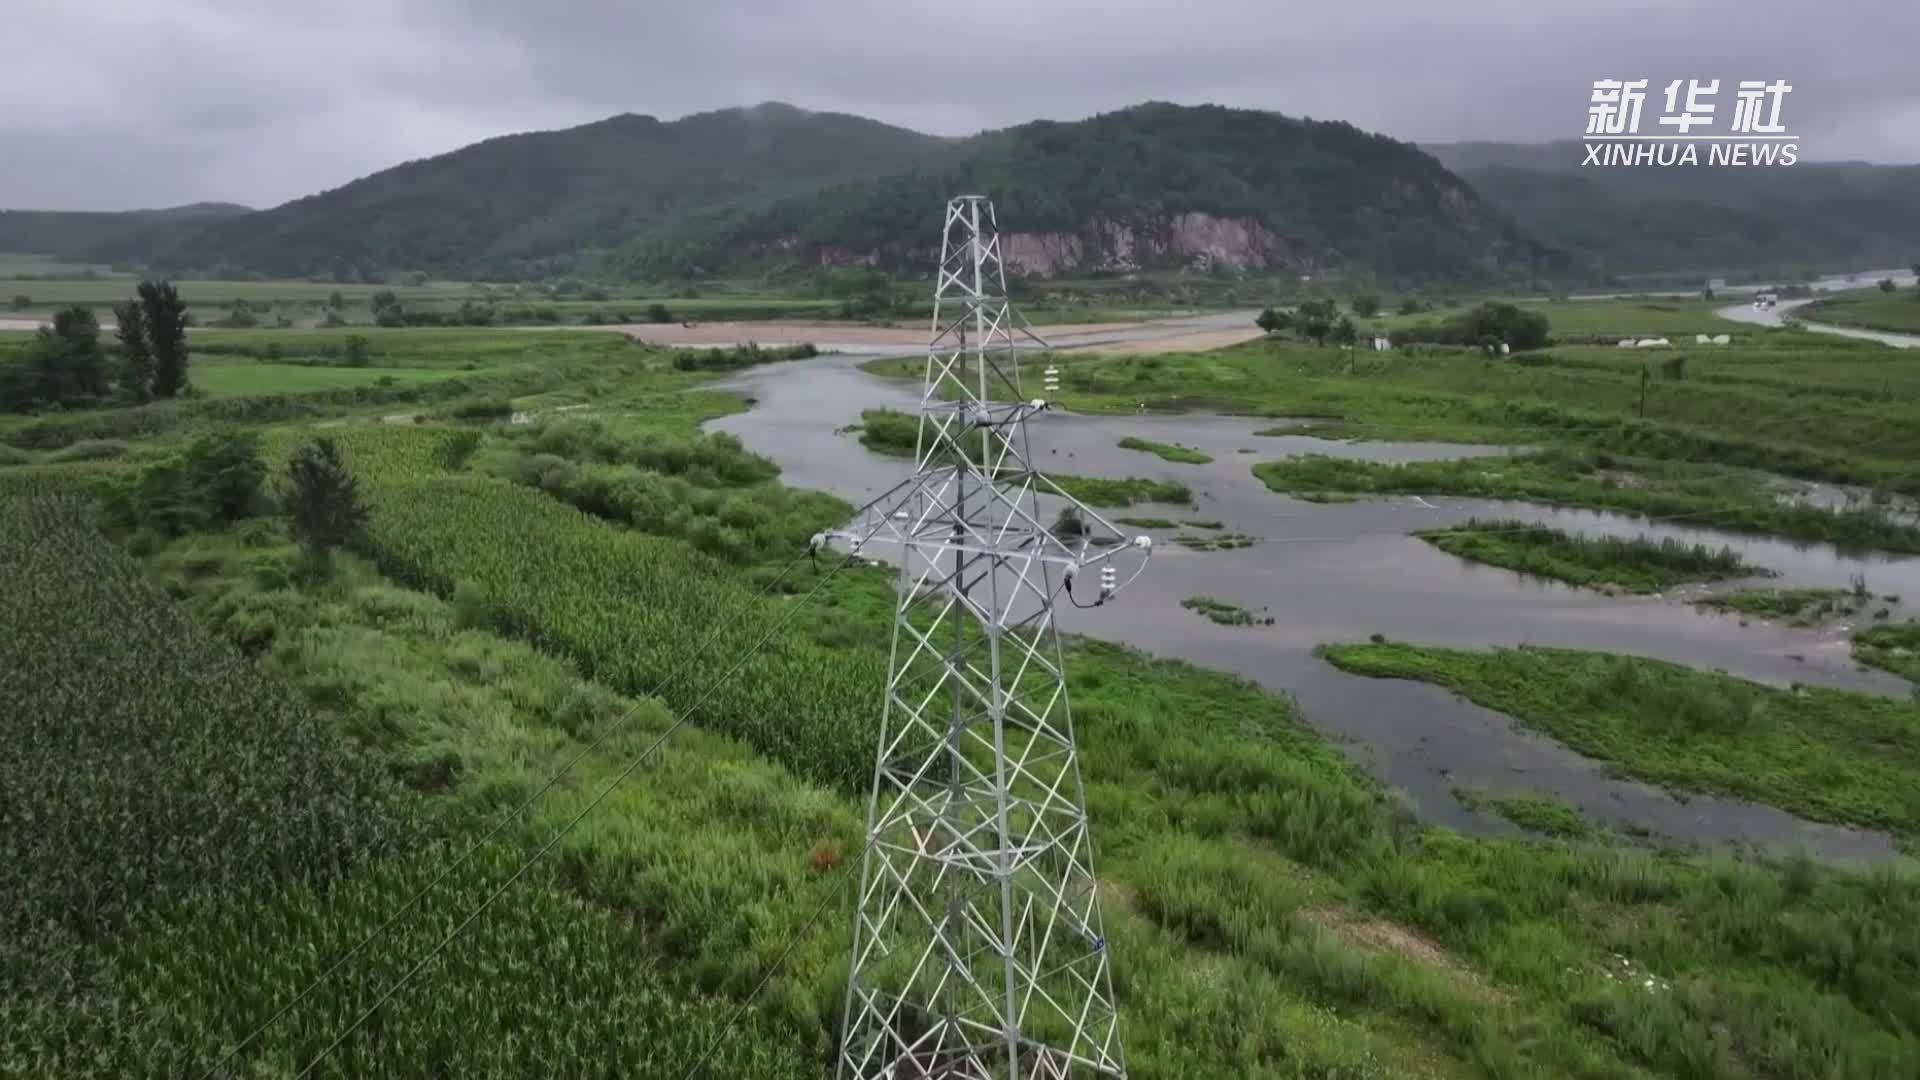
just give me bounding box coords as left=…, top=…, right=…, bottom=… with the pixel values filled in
left=0, top=496, right=407, bottom=1071
left=360, top=473, right=886, bottom=792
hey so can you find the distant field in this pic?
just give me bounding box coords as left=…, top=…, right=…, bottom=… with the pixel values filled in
left=191, top=360, right=460, bottom=399
left=1801, top=287, right=1920, bottom=334
left=0, top=253, right=131, bottom=278
left=1372, top=297, right=1741, bottom=340
left=0, top=277, right=478, bottom=306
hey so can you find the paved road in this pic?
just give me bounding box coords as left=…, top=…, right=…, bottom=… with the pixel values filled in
left=1717, top=297, right=1920, bottom=349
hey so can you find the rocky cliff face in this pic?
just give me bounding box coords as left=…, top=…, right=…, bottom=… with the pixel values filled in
left=790, top=211, right=1315, bottom=277
left=1005, top=212, right=1313, bottom=275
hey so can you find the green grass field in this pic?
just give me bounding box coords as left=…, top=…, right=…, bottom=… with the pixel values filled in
left=1800, top=287, right=1920, bottom=334
left=191, top=360, right=460, bottom=398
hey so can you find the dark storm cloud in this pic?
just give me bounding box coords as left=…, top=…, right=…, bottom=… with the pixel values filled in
left=2, top=0, right=1914, bottom=210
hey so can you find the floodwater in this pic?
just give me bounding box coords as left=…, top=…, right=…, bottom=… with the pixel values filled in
left=708, top=348, right=1917, bottom=860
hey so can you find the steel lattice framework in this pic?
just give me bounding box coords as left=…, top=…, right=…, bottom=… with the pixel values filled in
left=829, top=196, right=1148, bottom=1080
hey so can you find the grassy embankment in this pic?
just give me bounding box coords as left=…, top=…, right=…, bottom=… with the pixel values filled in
left=1800, top=287, right=1920, bottom=335
left=1418, top=518, right=1764, bottom=593
left=1321, top=641, right=1920, bottom=837
left=9, top=326, right=1920, bottom=1076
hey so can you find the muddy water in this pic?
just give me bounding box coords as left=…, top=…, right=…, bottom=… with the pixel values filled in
left=709, top=351, right=1912, bottom=859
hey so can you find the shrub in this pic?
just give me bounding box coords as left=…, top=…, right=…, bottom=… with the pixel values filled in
left=100, top=431, right=266, bottom=536
left=450, top=397, right=514, bottom=420
left=1393, top=302, right=1550, bottom=350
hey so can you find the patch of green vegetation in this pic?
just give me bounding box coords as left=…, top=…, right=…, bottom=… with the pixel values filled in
left=1182, top=518, right=1224, bottom=529
left=1697, top=587, right=1858, bottom=625
left=1801, top=287, right=1920, bottom=335
left=1114, top=516, right=1179, bottom=529
left=1117, top=435, right=1213, bottom=464
left=853, top=406, right=920, bottom=457
left=1418, top=517, right=1763, bottom=593
left=1173, top=531, right=1255, bottom=550
left=1453, top=787, right=1593, bottom=840
left=1180, top=596, right=1270, bottom=626
left=1049, top=474, right=1193, bottom=509
left=1855, top=622, right=1920, bottom=683
left=1321, top=641, right=1920, bottom=837
left=1255, top=449, right=1920, bottom=552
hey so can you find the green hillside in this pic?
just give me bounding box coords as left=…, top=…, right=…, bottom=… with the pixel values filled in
left=19, top=105, right=945, bottom=281
left=1426, top=141, right=1920, bottom=277
left=626, top=103, right=1556, bottom=285
left=0, top=203, right=251, bottom=265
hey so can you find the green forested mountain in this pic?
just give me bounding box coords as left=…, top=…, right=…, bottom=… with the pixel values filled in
left=1425, top=141, right=1920, bottom=276
left=0, top=203, right=251, bottom=265
left=147, top=104, right=947, bottom=279
left=13, top=104, right=945, bottom=280
left=621, top=104, right=1552, bottom=285
left=5, top=103, right=1544, bottom=286
left=18, top=105, right=1912, bottom=287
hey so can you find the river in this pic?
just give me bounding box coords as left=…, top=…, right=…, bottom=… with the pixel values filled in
left=706, top=345, right=1916, bottom=861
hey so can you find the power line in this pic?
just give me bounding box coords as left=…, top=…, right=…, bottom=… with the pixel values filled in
left=286, top=548, right=864, bottom=1079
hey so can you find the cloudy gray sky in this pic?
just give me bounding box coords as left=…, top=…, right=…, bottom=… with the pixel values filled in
left=4, top=0, right=1914, bottom=210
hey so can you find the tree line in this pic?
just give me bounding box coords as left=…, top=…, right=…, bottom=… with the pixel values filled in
left=0, top=281, right=191, bottom=413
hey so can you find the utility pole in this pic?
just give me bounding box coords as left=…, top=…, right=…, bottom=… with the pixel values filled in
left=825, top=196, right=1148, bottom=1079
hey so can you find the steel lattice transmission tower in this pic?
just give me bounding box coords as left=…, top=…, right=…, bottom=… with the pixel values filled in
left=826, top=196, right=1150, bottom=1079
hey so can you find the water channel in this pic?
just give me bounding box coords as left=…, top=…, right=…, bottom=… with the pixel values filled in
left=707, top=348, right=1917, bottom=861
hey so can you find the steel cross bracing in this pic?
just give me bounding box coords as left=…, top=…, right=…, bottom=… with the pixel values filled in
left=829, top=196, right=1146, bottom=1080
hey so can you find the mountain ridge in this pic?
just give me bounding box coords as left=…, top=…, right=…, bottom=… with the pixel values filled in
left=6, top=107, right=1912, bottom=285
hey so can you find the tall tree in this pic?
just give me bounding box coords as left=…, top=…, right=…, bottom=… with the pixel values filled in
left=1294, top=298, right=1340, bottom=346
left=284, top=438, right=367, bottom=578
left=138, top=280, right=190, bottom=398
left=1, top=307, right=105, bottom=413
left=39, top=307, right=109, bottom=403
left=113, top=301, right=152, bottom=403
